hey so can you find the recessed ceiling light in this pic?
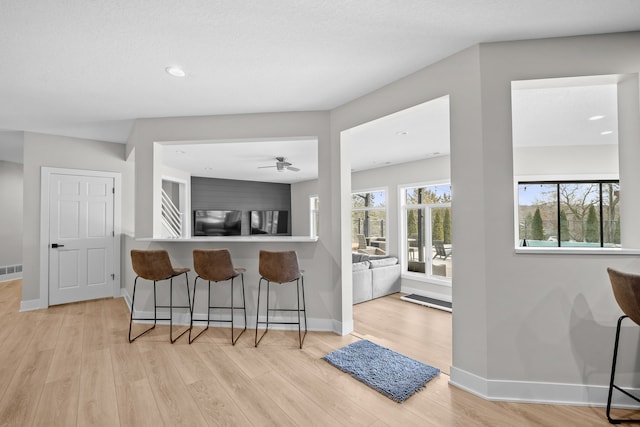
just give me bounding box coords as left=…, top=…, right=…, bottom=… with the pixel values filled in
left=601, top=130, right=613, bottom=135
left=165, top=66, right=186, bottom=77
left=175, top=150, right=186, bottom=154
left=396, top=131, right=409, bottom=136
left=588, top=115, right=605, bottom=121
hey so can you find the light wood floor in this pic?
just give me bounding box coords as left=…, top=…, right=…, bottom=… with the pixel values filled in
left=0, top=279, right=631, bottom=426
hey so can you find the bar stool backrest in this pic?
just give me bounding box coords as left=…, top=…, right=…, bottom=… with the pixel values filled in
left=131, top=249, right=176, bottom=281
left=608, top=267, right=640, bottom=326
left=259, top=250, right=300, bottom=284
left=193, top=249, right=238, bottom=281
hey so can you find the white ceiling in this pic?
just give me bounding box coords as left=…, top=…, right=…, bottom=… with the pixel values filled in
left=162, top=139, right=318, bottom=184
left=1, top=1, right=638, bottom=172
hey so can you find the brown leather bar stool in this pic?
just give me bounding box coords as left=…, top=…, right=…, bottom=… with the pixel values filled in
left=129, top=249, right=191, bottom=343
left=189, top=249, right=247, bottom=345
left=606, top=267, right=640, bottom=424
left=255, top=250, right=307, bottom=349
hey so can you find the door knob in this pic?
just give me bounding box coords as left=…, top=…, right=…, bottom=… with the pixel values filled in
left=51, top=243, right=65, bottom=248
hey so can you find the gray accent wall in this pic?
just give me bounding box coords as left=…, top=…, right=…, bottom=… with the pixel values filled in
left=191, top=176, right=291, bottom=236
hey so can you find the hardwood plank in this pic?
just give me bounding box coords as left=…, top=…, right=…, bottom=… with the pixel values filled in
left=186, top=378, right=254, bottom=426
left=0, top=348, right=53, bottom=427
left=353, top=292, right=452, bottom=374
left=255, top=346, right=380, bottom=426
left=31, top=376, right=80, bottom=427
left=193, top=345, right=298, bottom=426
left=45, top=312, right=84, bottom=383
left=115, top=379, right=166, bottom=427
left=77, top=348, right=120, bottom=427
left=137, top=343, right=209, bottom=426
left=0, top=280, right=630, bottom=426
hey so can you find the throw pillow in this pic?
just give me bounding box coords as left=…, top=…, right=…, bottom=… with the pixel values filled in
left=352, top=261, right=371, bottom=271
left=352, top=253, right=370, bottom=263
left=369, top=257, right=398, bottom=268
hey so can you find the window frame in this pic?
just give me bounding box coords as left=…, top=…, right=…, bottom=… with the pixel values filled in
left=309, top=195, right=319, bottom=238
left=514, top=174, right=621, bottom=250
left=399, top=181, right=452, bottom=285
left=351, top=187, right=388, bottom=243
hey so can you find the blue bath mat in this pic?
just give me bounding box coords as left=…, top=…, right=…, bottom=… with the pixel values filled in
left=323, top=339, right=440, bottom=403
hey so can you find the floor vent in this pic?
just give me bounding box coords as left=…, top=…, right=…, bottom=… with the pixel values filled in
left=400, top=294, right=452, bottom=312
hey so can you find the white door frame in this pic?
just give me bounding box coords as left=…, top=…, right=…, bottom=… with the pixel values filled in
left=40, top=167, right=122, bottom=308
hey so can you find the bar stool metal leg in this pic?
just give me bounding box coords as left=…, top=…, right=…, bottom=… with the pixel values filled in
left=607, top=315, right=640, bottom=424
left=255, top=277, right=270, bottom=347
left=129, top=276, right=158, bottom=343
left=169, top=272, right=192, bottom=344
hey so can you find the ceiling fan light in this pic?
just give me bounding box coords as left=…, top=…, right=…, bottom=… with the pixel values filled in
left=165, top=66, right=186, bottom=77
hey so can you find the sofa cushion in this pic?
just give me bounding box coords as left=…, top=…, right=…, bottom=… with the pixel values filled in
left=372, top=264, right=401, bottom=298
left=353, top=268, right=373, bottom=304
left=352, top=253, right=370, bottom=263
left=369, top=257, right=398, bottom=268
left=352, top=261, right=371, bottom=271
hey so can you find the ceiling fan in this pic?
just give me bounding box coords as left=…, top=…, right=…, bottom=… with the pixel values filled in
left=258, top=156, right=300, bottom=172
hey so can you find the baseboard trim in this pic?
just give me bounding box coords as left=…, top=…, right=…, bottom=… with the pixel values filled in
left=121, top=288, right=335, bottom=332
left=450, top=366, right=640, bottom=408
left=0, top=272, right=23, bottom=283
left=127, top=309, right=334, bottom=332
left=20, top=298, right=45, bottom=312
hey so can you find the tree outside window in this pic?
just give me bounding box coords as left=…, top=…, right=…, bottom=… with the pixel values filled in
left=352, top=190, right=386, bottom=251
left=402, top=183, right=452, bottom=281
left=518, top=180, right=620, bottom=247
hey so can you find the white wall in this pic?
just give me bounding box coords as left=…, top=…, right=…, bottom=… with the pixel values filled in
left=127, top=112, right=346, bottom=331
left=514, top=144, right=618, bottom=177
left=332, top=32, right=640, bottom=405
left=0, top=160, right=23, bottom=267
left=21, top=132, right=134, bottom=303
left=290, top=179, right=318, bottom=236
left=332, top=43, right=491, bottom=380
left=19, top=30, right=640, bottom=407
left=472, top=33, right=640, bottom=403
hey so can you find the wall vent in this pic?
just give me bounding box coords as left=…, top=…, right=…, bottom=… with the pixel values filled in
left=0, top=264, right=22, bottom=283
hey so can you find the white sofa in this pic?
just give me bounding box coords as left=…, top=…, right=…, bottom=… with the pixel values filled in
left=352, top=253, right=401, bottom=304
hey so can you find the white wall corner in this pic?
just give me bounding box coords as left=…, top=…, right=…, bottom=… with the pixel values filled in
left=20, top=298, right=46, bottom=312
left=336, top=318, right=353, bottom=336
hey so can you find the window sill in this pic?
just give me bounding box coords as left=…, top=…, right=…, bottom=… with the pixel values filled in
left=514, top=247, right=640, bottom=255
left=401, top=271, right=452, bottom=287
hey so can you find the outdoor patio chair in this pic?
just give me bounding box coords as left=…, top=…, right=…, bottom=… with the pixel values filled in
left=433, top=240, right=452, bottom=260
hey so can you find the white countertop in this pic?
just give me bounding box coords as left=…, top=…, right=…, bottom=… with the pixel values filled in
left=136, top=236, right=318, bottom=243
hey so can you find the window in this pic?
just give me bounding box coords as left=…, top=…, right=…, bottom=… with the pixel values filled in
left=517, top=180, right=620, bottom=247
left=401, top=183, right=452, bottom=282
left=511, top=74, right=625, bottom=250
left=352, top=189, right=386, bottom=254
left=310, top=196, right=319, bottom=238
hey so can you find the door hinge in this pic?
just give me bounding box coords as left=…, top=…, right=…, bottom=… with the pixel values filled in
left=111, top=274, right=115, bottom=280
left=112, top=187, right=115, bottom=194
left=112, top=230, right=115, bottom=237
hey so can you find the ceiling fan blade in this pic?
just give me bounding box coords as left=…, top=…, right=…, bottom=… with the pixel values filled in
left=286, top=166, right=300, bottom=172
left=258, top=165, right=276, bottom=169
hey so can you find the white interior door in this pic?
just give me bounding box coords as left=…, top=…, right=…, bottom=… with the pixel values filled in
left=49, top=173, right=115, bottom=305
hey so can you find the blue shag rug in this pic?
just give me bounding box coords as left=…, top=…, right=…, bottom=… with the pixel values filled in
left=323, top=339, right=440, bottom=403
